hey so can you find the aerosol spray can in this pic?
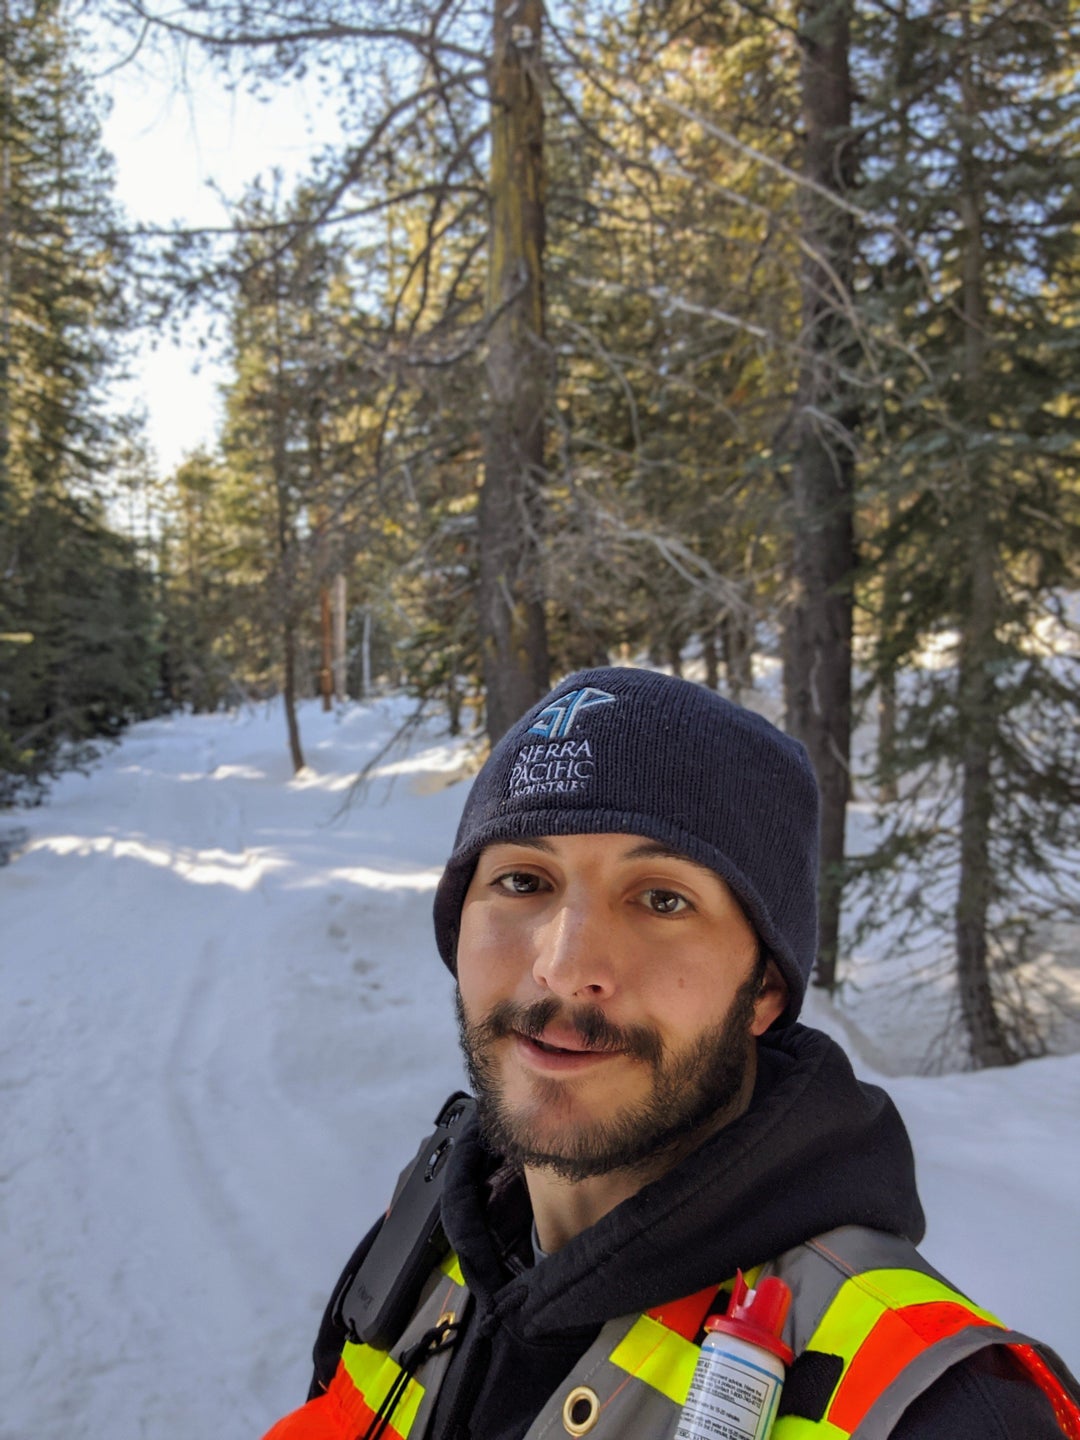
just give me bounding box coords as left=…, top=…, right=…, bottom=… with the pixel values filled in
left=675, top=1270, right=794, bottom=1440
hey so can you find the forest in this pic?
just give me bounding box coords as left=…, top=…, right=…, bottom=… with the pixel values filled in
left=0, top=0, right=1077, bottom=1068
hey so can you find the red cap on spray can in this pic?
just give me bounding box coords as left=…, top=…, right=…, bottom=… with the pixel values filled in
left=705, top=1271, right=794, bottom=1365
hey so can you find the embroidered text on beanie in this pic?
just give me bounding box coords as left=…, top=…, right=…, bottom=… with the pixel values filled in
left=432, top=666, right=820, bottom=1025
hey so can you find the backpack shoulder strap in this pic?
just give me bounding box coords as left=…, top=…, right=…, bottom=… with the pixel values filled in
left=338, top=1092, right=474, bottom=1351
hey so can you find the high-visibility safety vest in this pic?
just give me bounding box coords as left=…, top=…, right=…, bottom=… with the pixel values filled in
left=263, top=1225, right=1080, bottom=1440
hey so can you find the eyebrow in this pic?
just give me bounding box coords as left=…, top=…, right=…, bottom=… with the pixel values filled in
left=620, top=841, right=716, bottom=875
left=486, top=836, right=712, bottom=874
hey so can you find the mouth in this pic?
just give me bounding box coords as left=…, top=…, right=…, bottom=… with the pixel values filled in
left=513, top=1028, right=623, bottom=1069
left=529, top=1036, right=594, bottom=1055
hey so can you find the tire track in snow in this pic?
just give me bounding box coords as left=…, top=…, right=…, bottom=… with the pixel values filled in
left=122, top=720, right=300, bottom=1356
left=162, top=927, right=288, bottom=1313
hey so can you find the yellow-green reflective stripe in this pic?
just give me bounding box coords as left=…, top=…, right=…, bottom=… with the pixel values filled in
left=774, top=1416, right=849, bottom=1439
left=609, top=1272, right=762, bottom=1408
left=811, top=1269, right=1002, bottom=1363
left=441, top=1251, right=465, bottom=1286
left=855, top=1270, right=1000, bottom=1326
left=610, top=1314, right=700, bottom=1406
left=341, top=1341, right=425, bottom=1437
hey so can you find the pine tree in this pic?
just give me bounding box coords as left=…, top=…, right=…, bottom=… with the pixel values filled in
left=479, top=0, right=550, bottom=740
left=784, top=0, right=858, bottom=993
left=217, top=182, right=355, bottom=770
left=155, top=449, right=238, bottom=711
left=0, top=0, right=157, bottom=803
left=535, top=2, right=803, bottom=684
left=853, top=0, right=1080, bottom=1065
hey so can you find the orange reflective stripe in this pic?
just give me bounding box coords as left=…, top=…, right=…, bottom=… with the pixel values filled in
left=827, top=1309, right=927, bottom=1431
left=828, top=1301, right=995, bottom=1432
left=260, top=1390, right=340, bottom=1440
left=895, top=1301, right=996, bottom=1346
left=644, top=1266, right=766, bottom=1345
left=646, top=1284, right=720, bottom=1343
left=1008, top=1345, right=1080, bottom=1440
left=259, top=1358, right=410, bottom=1440
left=330, top=1354, right=409, bottom=1440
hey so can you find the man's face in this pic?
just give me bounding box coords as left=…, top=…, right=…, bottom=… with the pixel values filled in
left=455, top=832, right=786, bottom=1181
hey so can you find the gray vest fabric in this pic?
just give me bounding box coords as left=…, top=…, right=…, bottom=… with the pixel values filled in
left=350, top=1226, right=1072, bottom=1440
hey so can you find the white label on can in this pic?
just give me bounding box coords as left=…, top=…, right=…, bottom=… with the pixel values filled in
left=675, top=1345, right=783, bottom=1440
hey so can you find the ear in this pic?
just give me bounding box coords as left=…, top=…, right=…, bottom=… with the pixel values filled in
left=750, top=959, right=788, bottom=1035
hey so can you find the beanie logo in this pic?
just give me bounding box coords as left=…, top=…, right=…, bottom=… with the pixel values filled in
left=527, top=687, right=616, bottom=741
left=508, top=739, right=595, bottom=797
left=507, top=687, right=615, bottom=798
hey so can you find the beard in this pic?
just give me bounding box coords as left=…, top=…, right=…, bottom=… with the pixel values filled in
left=454, top=969, right=761, bottom=1182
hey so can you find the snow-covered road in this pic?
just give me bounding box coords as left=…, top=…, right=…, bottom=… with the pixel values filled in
left=1, top=699, right=1076, bottom=1439
left=2, top=702, right=467, bottom=1438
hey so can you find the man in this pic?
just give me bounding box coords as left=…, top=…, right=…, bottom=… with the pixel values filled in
left=265, top=667, right=1079, bottom=1440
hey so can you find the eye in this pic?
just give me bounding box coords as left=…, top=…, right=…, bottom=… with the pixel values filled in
left=641, top=888, right=690, bottom=915
left=494, top=871, right=547, bottom=895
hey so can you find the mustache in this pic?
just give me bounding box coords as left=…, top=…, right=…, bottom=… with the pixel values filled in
left=475, top=997, right=664, bottom=1066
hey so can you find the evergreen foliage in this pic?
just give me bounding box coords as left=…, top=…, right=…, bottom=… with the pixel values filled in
left=850, top=0, right=1080, bottom=1064
left=156, top=449, right=238, bottom=712
left=85, top=0, right=1079, bottom=1064
left=0, top=0, right=159, bottom=804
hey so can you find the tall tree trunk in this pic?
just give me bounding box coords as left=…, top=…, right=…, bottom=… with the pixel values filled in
left=875, top=0, right=912, bottom=810
left=361, top=608, right=372, bottom=698
left=877, top=498, right=900, bottom=803
left=954, top=13, right=1014, bottom=1067
left=479, top=0, right=549, bottom=743
left=784, top=0, right=857, bottom=993
left=332, top=572, right=347, bottom=701
left=666, top=631, right=684, bottom=678
left=955, top=541, right=1012, bottom=1065
left=447, top=672, right=463, bottom=737
left=721, top=610, right=754, bottom=701
left=319, top=585, right=333, bottom=711
left=702, top=625, right=719, bottom=691
left=271, top=258, right=305, bottom=773
left=0, top=0, right=10, bottom=506
left=876, top=670, right=898, bottom=804
left=282, top=613, right=305, bottom=773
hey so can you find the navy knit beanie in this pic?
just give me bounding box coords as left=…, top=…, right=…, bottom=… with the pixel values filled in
left=433, top=666, right=820, bottom=1025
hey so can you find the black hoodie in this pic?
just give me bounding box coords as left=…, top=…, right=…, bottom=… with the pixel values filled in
left=308, top=1026, right=1066, bottom=1439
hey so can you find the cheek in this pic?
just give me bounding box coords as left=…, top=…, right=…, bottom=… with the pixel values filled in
left=648, top=962, right=741, bottom=1038
left=456, top=903, right=526, bottom=1003
left=455, top=926, right=491, bottom=1012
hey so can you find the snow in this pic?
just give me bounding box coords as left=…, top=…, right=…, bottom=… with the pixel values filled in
left=1, top=697, right=1077, bottom=1440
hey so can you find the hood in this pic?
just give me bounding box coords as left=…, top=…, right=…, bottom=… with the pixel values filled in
left=440, top=1024, right=925, bottom=1343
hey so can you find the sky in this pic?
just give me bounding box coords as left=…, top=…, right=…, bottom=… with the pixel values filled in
left=93, top=28, right=344, bottom=473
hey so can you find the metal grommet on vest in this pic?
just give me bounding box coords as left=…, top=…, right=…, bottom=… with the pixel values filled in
left=562, top=1385, right=601, bottom=1435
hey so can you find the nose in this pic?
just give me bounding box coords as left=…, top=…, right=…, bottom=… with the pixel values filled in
left=531, top=894, right=616, bottom=1000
